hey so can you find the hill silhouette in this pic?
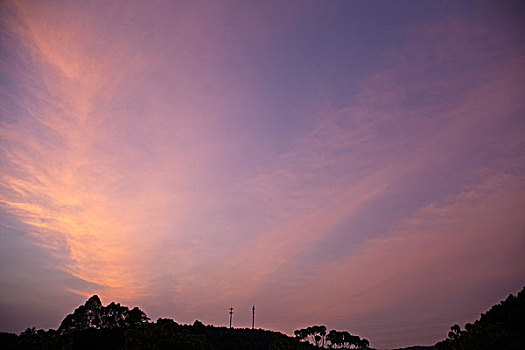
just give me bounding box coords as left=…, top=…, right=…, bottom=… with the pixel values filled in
left=58, top=295, right=149, bottom=334
left=0, top=296, right=367, bottom=349
left=435, top=286, right=525, bottom=350
left=1, top=288, right=523, bottom=349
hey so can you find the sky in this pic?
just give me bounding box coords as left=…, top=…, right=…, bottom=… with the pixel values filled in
left=1, top=0, right=524, bottom=348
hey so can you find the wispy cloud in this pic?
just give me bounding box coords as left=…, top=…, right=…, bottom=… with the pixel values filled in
left=1, top=1, right=524, bottom=348
left=168, top=15, right=525, bottom=345
left=1, top=1, right=187, bottom=301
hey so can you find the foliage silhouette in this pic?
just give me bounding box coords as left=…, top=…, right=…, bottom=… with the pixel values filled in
left=0, top=296, right=322, bottom=349
left=435, top=286, right=525, bottom=350
left=295, top=326, right=327, bottom=347
left=295, top=326, right=368, bottom=349
left=58, top=295, right=149, bottom=334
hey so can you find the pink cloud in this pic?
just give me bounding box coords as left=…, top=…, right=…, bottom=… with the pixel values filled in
left=185, top=17, right=525, bottom=344
left=1, top=2, right=524, bottom=347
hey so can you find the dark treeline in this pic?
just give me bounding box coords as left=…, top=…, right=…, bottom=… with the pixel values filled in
left=294, top=326, right=369, bottom=349
left=0, top=296, right=368, bottom=350
left=436, top=286, right=525, bottom=350
left=0, top=320, right=303, bottom=350
left=2, top=286, right=524, bottom=350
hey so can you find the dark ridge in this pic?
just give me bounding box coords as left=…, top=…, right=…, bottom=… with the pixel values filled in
left=436, top=286, right=525, bottom=350
left=58, top=295, right=149, bottom=334
left=2, top=287, right=523, bottom=349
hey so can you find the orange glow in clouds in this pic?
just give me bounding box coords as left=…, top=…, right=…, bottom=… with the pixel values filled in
left=1, top=1, right=524, bottom=348
left=1, top=1, right=179, bottom=302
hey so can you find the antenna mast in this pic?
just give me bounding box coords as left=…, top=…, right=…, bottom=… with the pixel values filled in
left=252, top=305, right=255, bottom=329
left=229, top=306, right=234, bottom=329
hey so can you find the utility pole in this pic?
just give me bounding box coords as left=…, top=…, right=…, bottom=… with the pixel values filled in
left=252, top=305, right=255, bottom=329
left=229, top=306, right=234, bottom=329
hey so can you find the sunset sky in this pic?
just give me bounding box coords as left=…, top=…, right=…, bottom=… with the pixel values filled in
left=1, top=0, right=524, bottom=348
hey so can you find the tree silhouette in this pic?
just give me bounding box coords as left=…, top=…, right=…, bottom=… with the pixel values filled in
left=298, top=326, right=368, bottom=349
left=358, top=338, right=369, bottom=348
left=326, top=329, right=344, bottom=348
left=436, top=286, right=525, bottom=350
left=295, top=325, right=326, bottom=347
left=0, top=296, right=377, bottom=350
left=324, top=329, right=368, bottom=349
left=58, top=295, right=148, bottom=334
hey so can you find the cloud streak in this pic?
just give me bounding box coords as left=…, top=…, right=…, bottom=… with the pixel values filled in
left=1, top=1, right=524, bottom=348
